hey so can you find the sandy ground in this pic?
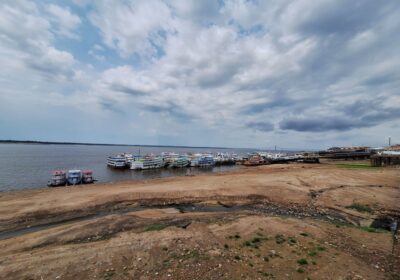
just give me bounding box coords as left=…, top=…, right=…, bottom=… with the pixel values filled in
left=0, top=162, right=399, bottom=279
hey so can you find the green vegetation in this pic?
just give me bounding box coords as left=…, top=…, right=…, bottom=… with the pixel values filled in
left=391, top=274, right=400, bottom=280
left=263, top=256, right=269, bottom=262
left=162, top=259, right=172, bottom=268
left=275, top=234, right=286, bottom=244
left=234, top=255, right=241, bottom=260
left=227, top=233, right=241, bottom=239
left=300, top=232, right=309, bottom=237
left=297, top=268, right=305, bottom=273
left=288, top=237, right=297, bottom=244
left=224, top=244, right=229, bottom=249
left=336, top=163, right=381, bottom=170
left=316, top=246, right=326, bottom=251
left=358, top=226, right=387, bottom=233
left=103, top=271, right=115, bottom=280
left=345, top=203, right=374, bottom=213
left=308, top=251, right=318, bottom=257
left=144, top=223, right=168, bottom=232
left=297, top=258, right=308, bottom=265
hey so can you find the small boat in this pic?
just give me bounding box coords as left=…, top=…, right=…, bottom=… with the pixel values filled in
left=67, top=169, right=83, bottom=185
left=47, top=170, right=67, bottom=187
left=171, top=155, right=189, bottom=168
left=198, top=155, right=215, bottom=167
left=192, top=154, right=215, bottom=167
left=161, top=152, right=179, bottom=166
left=243, top=154, right=264, bottom=166
left=107, top=153, right=131, bottom=168
left=82, top=170, right=95, bottom=184
left=130, top=154, right=164, bottom=170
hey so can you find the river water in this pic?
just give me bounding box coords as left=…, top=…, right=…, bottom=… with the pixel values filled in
left=0, top=144, right=254, bottom=192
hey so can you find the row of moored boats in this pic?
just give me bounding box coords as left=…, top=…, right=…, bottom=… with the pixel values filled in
left=107, top=152, right=240, bottom=170
left=48, top=170, right=95, bottom=187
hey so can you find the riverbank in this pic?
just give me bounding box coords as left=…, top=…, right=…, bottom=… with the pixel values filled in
left=0, top=162, right=399, bottom=279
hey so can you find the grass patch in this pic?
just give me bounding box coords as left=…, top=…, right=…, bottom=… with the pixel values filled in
left=234, top=255, right=241, bottom=260
left=103, top=271, right=115, bottom=280
left=358, top=226, right=387, bottom=233
left=308, top=251, right=318, bottom=257
left=275, top=234, right=286, bottom=244
left=297, top=268, right=305, bottom=273
left=297, top=258, right=308, bottom=265
left=162, top=259, right=172, bottom=268
left=144, top=223, right=168, bottom=232
left=300, top=232, right=309, bottom=237
left=316, top=246, right=326, bottom=251
left=288, top=237, right=297, bottom=245
left=224, top=244, right=229, bottom=249
left=345, top=203, right=374, bottom=213
left=336, top=163, right=380, bottom=170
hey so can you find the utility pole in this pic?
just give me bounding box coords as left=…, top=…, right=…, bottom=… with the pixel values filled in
left=388, top=137, right=391, bottom=147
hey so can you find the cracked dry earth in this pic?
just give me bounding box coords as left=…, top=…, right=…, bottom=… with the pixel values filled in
left=0, top=162, right=399, bottom=279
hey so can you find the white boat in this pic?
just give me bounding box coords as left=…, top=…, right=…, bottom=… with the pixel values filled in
left=107, top=153, right=132, bottom=168
left=191, top=154, right=215, bottom=167
left=130, top=154, right=164, bottom=170
left=67, top=170, right=83, bottom=185
left=171, top=155, right=189, bottom=168
left=190, top=153, right=203, bottom=167
left=161, top=152, right=179, bottom=166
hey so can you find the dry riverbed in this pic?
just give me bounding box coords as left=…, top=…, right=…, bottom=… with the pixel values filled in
left=0, top=162, right=399, bottom=279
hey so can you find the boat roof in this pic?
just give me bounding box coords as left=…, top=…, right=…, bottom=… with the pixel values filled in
left=53, top=170, right=65, bottom=174
left=83, top=170, right=92, bottom=173
left=68, top=169, right=82, bottom=173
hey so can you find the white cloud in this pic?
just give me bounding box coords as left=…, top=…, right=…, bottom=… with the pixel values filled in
left=46, top=4, right=81, bottom=39
left=89, top=0, right=174, bottom=58
left=1, top=0, right=400, bottom=148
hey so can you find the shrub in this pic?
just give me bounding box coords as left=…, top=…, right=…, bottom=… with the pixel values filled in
left=297, top=258, right=308, bottom=265
left=144, top=223, right=168, bottom=232
left=346, top=203, right=374, bottom=213
left=275, top=234, right=286, bottom=244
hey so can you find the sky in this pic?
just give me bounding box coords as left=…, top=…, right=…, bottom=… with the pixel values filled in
left=0, top=0, right=399, bottom=149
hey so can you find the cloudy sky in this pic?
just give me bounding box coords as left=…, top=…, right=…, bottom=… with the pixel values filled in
left=0, top=0, right=399, bottom=149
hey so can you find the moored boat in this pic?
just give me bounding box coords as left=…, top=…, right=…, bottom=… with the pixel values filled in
left=243, top=154, right=264, bottom=166
left=171, top=155, right=189, bottom=168
left=47, top=170, right=67, bottom=187
left=130, top=154, right=164, bottom=170
left=198, top=154, right=215, bottom=167
left=107, top=154, right=131, bottom=168
left=82, top=170, right=95, bottom=184
left=161, top=152, right=179, bottom=166
left=67, top=169, right=83, bottom=185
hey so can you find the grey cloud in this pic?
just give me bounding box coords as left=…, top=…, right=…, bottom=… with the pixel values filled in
left=280, top=107, right=400, bottom=132
left=297, top=1, right=389, bottom=36
left=143, top=102, right=193, bottom=121
left=109, top=84, right=147, bottom=96
left=240, top=97, right=296, bottom=115
left=247, top=121, right=274, bottom=132
left=279, top=117, right=362, bottom=132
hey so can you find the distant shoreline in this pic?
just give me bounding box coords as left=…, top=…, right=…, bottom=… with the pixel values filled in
left=0, top=140, right=236, bottom=150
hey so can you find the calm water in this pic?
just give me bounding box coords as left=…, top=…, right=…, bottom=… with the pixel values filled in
left=0, top=144, right=254, bottom=192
